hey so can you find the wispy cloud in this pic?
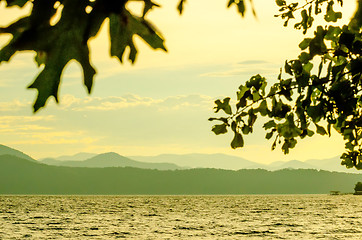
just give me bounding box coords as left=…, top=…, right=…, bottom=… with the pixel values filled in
left=0, top=112, right=99, bottom=146
left=237, top=60, right=270, bottom=65
left=57, top=94, right=214, bottom=112
left=0, top=115, right=55, bottom=123
left=0, top=93, right=217, bottom=158
left=8, top=134, right=98, bottom=146
left=0, top=100, right=30, bottom=111
left=200, top=61, right=280, bottom=78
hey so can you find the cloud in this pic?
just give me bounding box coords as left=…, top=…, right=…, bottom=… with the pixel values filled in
left=58, top=93, right=214, bottom=112
left=0, top=125, right=51, bottom=133
left=200, top=61, right=280, bottom=78
left=0, top=113, right=98, bottom=146
left=0, top=114, right=99, bottom=145
left=0, top=115, right=55, bottom=123
left=0, top=115, right=54, bottom=135
left=60, top=94, right=160, bottom=111
left=237, top=60, right=270, bottom=65
left=8, top=134, right=98, bottom=146
left=0, top=93, right=217, bottom=159
left=0, top=100, right=30, bottom=111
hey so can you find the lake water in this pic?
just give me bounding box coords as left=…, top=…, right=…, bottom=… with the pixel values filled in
left=0, top=195, right=361, bottom=239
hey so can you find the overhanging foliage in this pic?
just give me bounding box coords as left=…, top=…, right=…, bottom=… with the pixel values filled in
left=210, top=0, right=362, bottom=169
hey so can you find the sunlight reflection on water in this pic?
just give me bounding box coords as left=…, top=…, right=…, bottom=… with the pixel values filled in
left=0, top=195, right=361, bottom=239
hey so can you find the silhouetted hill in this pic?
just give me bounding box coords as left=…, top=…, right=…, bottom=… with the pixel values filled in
left=1, top=155, right=361, bottom=195
left=44, top=152, right=97, bottom=161
left=129, top=153, right=263, bottom=170
left=130, top=153, right=361, bottom=173
left=0, top=144, right=35, bottom=162
left=41, top=152, right=182, bottom=170
left=305, top=157, right=361, bottom=173
left=265, top=160, right=317, bottom=171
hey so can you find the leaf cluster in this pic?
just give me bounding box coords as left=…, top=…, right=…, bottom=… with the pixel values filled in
left=0, top=0, right=169, bottom=112
left=275, top=0, right=343, bottom=34
left=210, top=1, right=362, bottom=169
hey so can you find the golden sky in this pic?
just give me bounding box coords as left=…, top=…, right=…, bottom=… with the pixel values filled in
left=0, top=0, right=357, bottom=163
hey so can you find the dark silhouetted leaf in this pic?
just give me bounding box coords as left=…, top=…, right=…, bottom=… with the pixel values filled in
left=212, top=124, right=228, bottom=135
left=231, top=132, right=244, bottom=149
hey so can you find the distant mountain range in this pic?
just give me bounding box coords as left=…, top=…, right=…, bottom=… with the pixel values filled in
left=129, top=153, right=260, bottom=170
left=47, top=152, right=97, bottom=161
left=1, top=154, right=361, bottom=195
left=41, top=152, right=182, bottom=170
left=0, top=144, right=360, bottom=173
left=129, top=154, right=361, bottom=173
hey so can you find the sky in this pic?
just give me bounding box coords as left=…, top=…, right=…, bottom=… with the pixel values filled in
left=0, top=0, right=357, bottom=163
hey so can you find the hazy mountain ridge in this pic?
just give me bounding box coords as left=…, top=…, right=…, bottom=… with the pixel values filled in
left=1, top=155, right=361, bottom=194
left=41, top=152, right=183, bottom=170
left=1, top=144, right=359, bottom=173
left=129, top=153, right=359, bottom=173
left=49, top=152, right=97, bottom=161
left=0, top=144, right=36, bottom=162
left=129, top=153, right=264, bottom=170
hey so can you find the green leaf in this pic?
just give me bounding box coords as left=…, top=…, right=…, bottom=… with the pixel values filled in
left=231, top=132, right=244, bottom=149
left=263, top=120, right=276, bottom=130
left=339, top=32, right=355, bottom=50
left=285, top=61, right=293, bottom=75
left=18, top=1, right=96, bottom=112
left=143, top=0, right=160, bottom=17
left=5, top=0, right=29, bottom=7
left=325, top=2, right=342, bottom=22
left=212, top=124, right=228, bottom=135
left=291, top=60, right=303, bottom=74
left=307, top=129, right=314, bottom=137
left=227, top=0, right=234, bottom=8
left=277, top=114, right=302, bottom=138
left=214, top=98, right=232, bottom=115
left=275, top=0, right=286, bottom=7
left=315, top=124, right=327, bottom=135
left=345, top=142, right=355, bottom=151
left=252, top=92, right=261, bottom=101
left=34, top=51, right=46, bottom=67
left=237, top=1, right=246, bottom=17
left=257, top=100, right=268, bottom=116
left=137, top=19, right=167, bottom=51
left=298, top=52, right=310, bottom=64
left=272, top=136, right=278, bottom=150
left=299, top=38, right=312, bottom=50
left=266, top=130, right=275, bottom=140
left=236, top=98, right=247, bottom=109
left=177, top=0, right=186, bottom=14
left=303, top=62, right=313, bottom=73
left=246, top=74, right=266, bottom=90
left=325, top=26, right=342, bottom=41
left=309, top=26, right=327, bottom=57
left=307, top=105, right=323, bottom=123
left=208, top=117, right=229, bottom=124
left=237, top=85, right=249, bottom=100
left=242, top=125, right=251, bottom=134
left=109, top=13, right=136, bottom=64
left=110, top=11, right=167, bottom=64
left=247, top=110, right=257, bottom=126
left=85, top=1, right=109, bottom=39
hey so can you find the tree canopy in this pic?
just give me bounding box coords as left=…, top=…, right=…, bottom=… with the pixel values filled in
left=354, top=181, right=362, bottom=192
left=210, top=0, right=362, bottom=169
